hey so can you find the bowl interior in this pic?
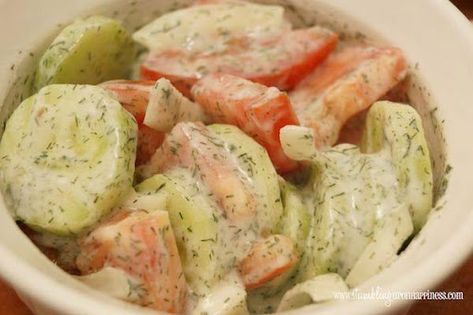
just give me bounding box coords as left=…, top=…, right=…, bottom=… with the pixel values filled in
left=0, top=1, right=472, bottom=315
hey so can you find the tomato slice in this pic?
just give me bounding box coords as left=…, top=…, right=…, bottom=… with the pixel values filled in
left=136, top=124, right=165, bottom=165
left=289, top=44, right=408, bottom=147
left=141, top=27, right=338, bottom=95
left=100, top=80, right=155, bottom=123
left=238, top=235, right=298, bottom=290
left=100, top=80, right=164, bottom=165
left=192, top=73, right=299, bottom=173
left=77, top=209, right=187, bottom=313
left=143, top=122, right=257, bottom=222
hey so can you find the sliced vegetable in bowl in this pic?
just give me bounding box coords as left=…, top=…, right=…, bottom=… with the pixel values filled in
left=140, top=26, right=338, bottom=95
left=132, top=2, right=291, bottom=55
left=289, top=44, right=408, bottom=148
left=362, top=101, right=433, bottom=231
left=0, top=1, right=442, bottom=314
left=280, top=101, right=432, bottom=289
left=77, top=208, right=187, bottom=313
left=0, top=84, right=137, bottom=235
left=192, top=73, right=300, bottom=173
left=35, top=16, right=135, bottom=90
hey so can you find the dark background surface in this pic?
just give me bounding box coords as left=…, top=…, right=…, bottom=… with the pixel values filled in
left=0, top=1, right=472, bottom=315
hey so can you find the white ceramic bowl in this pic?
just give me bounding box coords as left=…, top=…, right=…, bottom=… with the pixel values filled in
left=0, top=0, right=472, bottom=314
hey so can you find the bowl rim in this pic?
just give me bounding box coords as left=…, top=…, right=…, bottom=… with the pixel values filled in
left=0, top=0, right=473, bottom=315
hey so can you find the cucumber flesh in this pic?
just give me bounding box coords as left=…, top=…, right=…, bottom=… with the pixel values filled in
left=297, top=144, right=412, bottom=283
left=361, top=101, right=433, bottom=231
left=208, top=124, right=283, bottom=235
left=136, top=169, right=227, bottom=296
left=35, top=16, right=135, bottom=90
left=0, top=84, right=137, bottom=235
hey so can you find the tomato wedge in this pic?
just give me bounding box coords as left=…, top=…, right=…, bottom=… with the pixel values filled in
left=100, top=80, right=164, bottom=165
left=192, top=73, right=299, bottom=173
left=100, top=80, right=154, bottom=123
left=238, top=235, right=298, bottom=290
left=289, top=45, right=408, bottom=147
left=77, top=209, right=187, bottom=313
left=141, top=27, right=338, bottom=96
left=141, top=122, right=257, bottom=222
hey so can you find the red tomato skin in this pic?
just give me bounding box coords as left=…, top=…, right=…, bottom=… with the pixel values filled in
left=192, top=73, right=300, bottom=173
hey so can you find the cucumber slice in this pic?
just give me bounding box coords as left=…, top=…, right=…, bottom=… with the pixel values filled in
left=246, top=179, right=310, bottom=303
left=361, top=101, right=433, bottom=231
left=279, top=179, right=311, bottom=255
left=136, top=169, right=227, bottom=296
left=345, top=204, right=413, bottom=287
left=35, top=16, right=135, bottom=90
left=297, top=144, right=412, bottom=283
left=252, top=178, right=311, bottom=283
left=132, top=3, right=288, bottom=54
left=0, top=84, right=137, bottom=235
left=208, top=124, right=283, bottom=235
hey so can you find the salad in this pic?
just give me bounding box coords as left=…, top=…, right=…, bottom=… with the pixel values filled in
left=0, top=1, right=434, bottom=314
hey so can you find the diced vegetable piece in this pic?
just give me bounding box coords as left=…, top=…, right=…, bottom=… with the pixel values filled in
left=136, top=169, right=226, bottom=296
left=141, top=27, right=337, bottom=92
left=35, top=16, right=135, bottom=90
left=277, top=273, right=348, bottom=312
left=99, top=80, right=164, bottom=165
left=280, top=125, right=317, bottom=161
left=144, top=78, right=207, bottom=132
left=192, top=74, right=300, bottom=173
left=133, top=3, right=290, bottom=54
left=192, top=271, right=249, bottom=315
left=293, top=144, right=412, bottom=283
left=239, top=235, right=298, bottom=290
left=361, top=101, right=433, bottom=231
left=76, top=209, right=187, bottom=313
left=0, top=85, right=137, bottom=234
left=289, top=45, right=407, bottom=147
